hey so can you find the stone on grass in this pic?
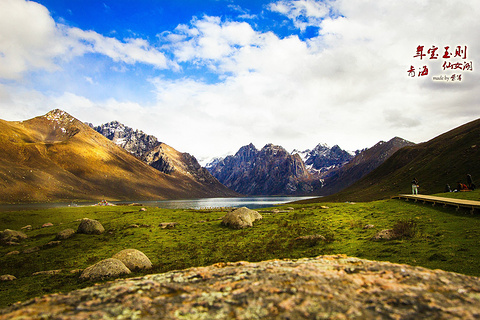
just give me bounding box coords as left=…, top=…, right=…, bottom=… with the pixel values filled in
left=80, top=258, right=131, bottom=281
left=112, top=249, right=152, bottom=270
left=77, top=218, right=105, bottom=235
left=21, top=225, right=32, bottom=230
left=56, top=229, right=75, bottom=240
left=42, top=222, right=53, bottom=228
left=0, top=229, right=28, bottom=244
left=159, top=222, right=178, bottom=229
left=363, top=224, right=375, bottom=229
left=6, top=251, right=20, bottom=256
left=222, top=207, right=262, bottom=229
left=32, top=270, right=62, bottom=276
left=372, top=229, right=398, bottom=241
left=0, top=275, right=16, bottom=281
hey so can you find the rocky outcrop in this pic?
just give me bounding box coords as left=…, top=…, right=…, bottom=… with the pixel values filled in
left=2, top=255, right=480, bottom=319
left=56, top=229, right=75, bottom=240
left=208, top=143, right=314, bottom=195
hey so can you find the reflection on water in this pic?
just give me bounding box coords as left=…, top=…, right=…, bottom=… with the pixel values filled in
left=0, top=196, right=316, bottom=211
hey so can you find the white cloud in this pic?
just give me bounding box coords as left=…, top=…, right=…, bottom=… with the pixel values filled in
left=269, top=0, right=331, bottom=31
left=1, top=0, right=479, bottom=160
left=0, top=0, right=171, bottom=80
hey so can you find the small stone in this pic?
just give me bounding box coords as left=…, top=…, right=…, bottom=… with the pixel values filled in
left=372, top=229, right=398, bottom=241
left=159, top=222, right=178, bottom=229
left=140, top=208, right=147, bottom=212
left=6, top=251, right=20, bottom=256
left=44, top=241, right=61, bottom=248
left=32, top=270, right=62, bottom=276
left=56, top=229, right=75, bottom=240
left=42, top=222, right=54, bottom=228
left=21, top=225, right=32, bottom=230
left=363, top=224, right=375, bottom=229
left=0, top=275, right=16, bottom=281
left=23, top=246, right=40, bottom=254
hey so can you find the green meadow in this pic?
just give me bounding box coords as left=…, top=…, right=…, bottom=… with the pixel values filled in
left=1, top=190, right=480, bottom=308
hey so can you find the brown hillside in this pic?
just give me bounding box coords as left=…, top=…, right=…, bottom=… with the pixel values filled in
left=0, top=110, right=237, bottom=203
left=297, top=118, right=480, bottom=203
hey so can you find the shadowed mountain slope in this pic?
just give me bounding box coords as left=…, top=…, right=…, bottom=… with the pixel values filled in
left=0, top=110, right=236, bottom=203
left=298, top=118, right=480, bottom=203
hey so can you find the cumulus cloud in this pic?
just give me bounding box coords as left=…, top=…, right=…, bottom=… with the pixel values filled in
left=1, top=0, right=479, bottom=159
left=268, top=0, right=332, bottom=31
left=0, top=0, right=170, bottom=80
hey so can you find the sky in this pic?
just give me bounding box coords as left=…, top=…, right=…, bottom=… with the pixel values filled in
left=1, top=0, right=479, bottom=161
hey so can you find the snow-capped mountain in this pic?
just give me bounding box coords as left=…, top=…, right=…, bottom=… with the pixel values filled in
left=292, top=144, right=354, bottom=174
left=90, top=121, right=237, bottom=196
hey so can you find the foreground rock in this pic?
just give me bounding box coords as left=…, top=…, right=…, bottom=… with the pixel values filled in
left=80, top=258, right=131, bottom=280
left=2, top=255, right=480, bottom=319
left=112, top=249, right=152, bottom=270
left=221, top=207, right=262, bottom=229
left=77, top=218, right=105, bottom=235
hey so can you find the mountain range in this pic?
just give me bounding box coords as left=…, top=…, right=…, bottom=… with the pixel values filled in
left=0, top=110, right=236, bottom=203
left=206, top=138, right=413, bottom=196
left=298, top=117, right=480, bottom=203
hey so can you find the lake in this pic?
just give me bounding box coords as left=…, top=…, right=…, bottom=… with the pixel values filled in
left=0, top=196, right=317, bottom=211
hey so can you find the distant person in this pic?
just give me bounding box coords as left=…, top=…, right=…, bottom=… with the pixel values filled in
left=467, top=174, right=476, bottom=190
left=444, top=184, right=452, bottom=192
left=455, top=181, right=468, bottom=192
left=411, top=178, right=419, bottom=195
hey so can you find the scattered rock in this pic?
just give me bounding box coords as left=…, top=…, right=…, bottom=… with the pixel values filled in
left=320, top=206, right=329, bottom=209
left=295, top=234, right=326, bottom=242
left=32, top=270, right=62, bottom=276
left=0, top=275, right=16, bottom=281
left=77, top=218, right=105, bottom=235
left=21, top=225, right=32, bottom=231
left=286, top=207, right=295, bottom=210
left=3, top=255, right=480, bottom=319
left=56, top=229, right=75, bottom=240
left=42, top=222, right=54, bottom=228
left=221, top=207, right=262, bottom=229
left=159, top=222, right=178, bottom=229
left=80, top=258, right=131, bottom=280
left=128, top=224, right=139, bottom=228
left=140, top=208, right=147, bottom=212
left=112, top=249, right=152, bottom=270
left=23, top=246, right=40, bottom=254
left=363, top=224, right=375, bottom=229
left=43, top=241, right=61, bottom=248
left=5, top=251, right=20, bottom=256
left=70, top=269, right=83, bottom=274
left=372, top=229, right=398, bottom=240
left=0, top=229, right=28, bottom=244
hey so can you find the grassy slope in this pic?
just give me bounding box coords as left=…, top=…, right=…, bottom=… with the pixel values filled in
left=301, top=118, right=480, bottom=203
left=1, top=190, right=480, bottom=307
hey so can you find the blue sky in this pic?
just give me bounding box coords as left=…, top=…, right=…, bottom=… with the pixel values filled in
left=1, top=0, right=479, bottom=160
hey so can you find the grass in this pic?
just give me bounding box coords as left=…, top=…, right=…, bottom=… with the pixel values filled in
left=1, top=191, right=480, bottom=308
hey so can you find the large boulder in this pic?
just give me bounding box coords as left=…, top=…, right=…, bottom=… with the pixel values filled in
left=3, top=255, right=480, bottom=319
left=221, top=207, right=262, bottom=229
left=80, top=258, right=131, bottom=280
left=0, top=229, right=28, bottom=244
left=77, top=218, right=105, bottom=235
left=112, top=249, right=152, bottom=270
